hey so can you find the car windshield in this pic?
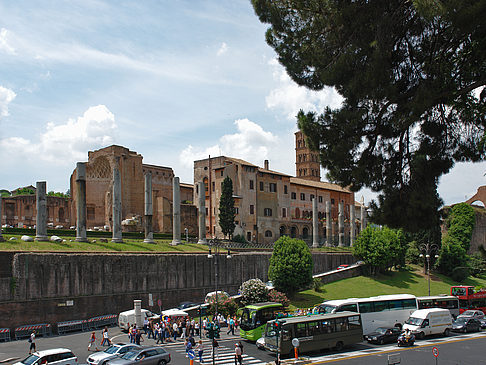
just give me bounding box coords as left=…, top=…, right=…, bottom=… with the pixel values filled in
left=454, top=318, right=467, bottom=325
left=462, top=311, right=475, bottom=316
left=21, top=355, right=40, bottom=365
left=104, top=345, right=121, bottom=354
left=319, top=304, right=337, bottom=314
left=374, top=327, right=388, bottom=334
left=405, top=317, right=422, bottom=326
left=121, top=351, right=140, bottom=360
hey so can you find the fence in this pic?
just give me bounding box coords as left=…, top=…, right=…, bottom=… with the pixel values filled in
left=15, top=324, right=51, bottom=340
left=86, top=314, right=118, bottom=330
left=0, top=328, right=11, bottom=342
left=56, top=319, right=86, bottom=335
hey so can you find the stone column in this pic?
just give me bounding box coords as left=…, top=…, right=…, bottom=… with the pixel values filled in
left=112, top=167, right=123, bottom=243
left=144, top=172, right=155, bottom=244
left=171, top=177, right=181, bottom=245
left=360, top=197, right=367, bottom=232
left=197, top=181, right=207, bottom=244
left=134, top=299, right=142, bottom=329
left=0, top=196, right=4, bottom=242
left=75, top=162, right=88, bottom=242
left=350, top=204, right=355, bottom=247
left=338, top=202, right=344, bottom=247
left=35, top=181, right=48, bottom=241
left=325, top=201, right=332, bottom=246
left=312, top=197, right=319, bottom=248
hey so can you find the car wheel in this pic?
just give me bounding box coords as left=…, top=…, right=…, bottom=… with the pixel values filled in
left=335, top=341, right=344, bottom=351
left=158, top=361, right=167, bottom=365
left=443, top=328, right=450, bottom=337
left=417, top=332, right=425, bottom=340
left=379, top=338, right=384, bottom=345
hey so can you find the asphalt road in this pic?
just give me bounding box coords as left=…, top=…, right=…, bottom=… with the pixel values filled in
left=1, top=327, right=485, bottom=365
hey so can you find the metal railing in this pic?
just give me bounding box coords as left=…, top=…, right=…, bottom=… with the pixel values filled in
left=0, top=328, right=11, bottom=342
left=15, top=324, right=51, bottom=340
left=56, top=319, right=86, bottom=335
left=86, top=314, right=118, bottom=330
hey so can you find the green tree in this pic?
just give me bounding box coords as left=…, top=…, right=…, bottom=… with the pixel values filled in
left=446, top=203, right=475, bottom=251
left=436, top=235, right=469, bottom=281
left=268, top=236, right=313, bottom=296
left=218, top=176, right=236, bottom=239
left=252, top=0, right=486, bottom=232
left=352, top=226, right=407, bottom=275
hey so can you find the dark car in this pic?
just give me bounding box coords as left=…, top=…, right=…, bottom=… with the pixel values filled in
left=177, top=302, right=198, bottom=310
left=452, top=317, right=482, bottom=333
left=105, top=347, right=170, bottom=365
left=365, top=327, right=402, bottom=345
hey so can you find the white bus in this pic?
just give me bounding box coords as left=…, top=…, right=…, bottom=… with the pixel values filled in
left=318, top=294, right=418, bottom=335
left=416, top=295, right=460, bottom=318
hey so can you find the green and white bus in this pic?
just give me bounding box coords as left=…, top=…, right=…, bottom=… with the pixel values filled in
left=239, top=302, right=284, bottom=341
left=263, top=312, right=362, bottom=357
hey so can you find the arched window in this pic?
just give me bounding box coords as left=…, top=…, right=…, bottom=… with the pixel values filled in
left=58, top=207, right=64, bottom=222
left=265, top=230, right=273, bottom=237
left=291, top=226, right=297, bottom=238
left=303, top=227, right=309, bottom=239
left=279, top=226, right=286, bottom=236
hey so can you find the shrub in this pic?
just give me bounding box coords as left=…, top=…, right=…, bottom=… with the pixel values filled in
left=268, top=289, right=290, bottom=307
left=239, top=278, right=269, bottom=305
left=436, top=235, right=469, bottom=282
left=268, top=236, right=313, bottom=296
left=207, top=293, right=238, bottom=317
left=312, top=277, right=323, bottom=292
left=405, top=241, right=421, bottom=264
left=232, top=234, right=247, bottom=244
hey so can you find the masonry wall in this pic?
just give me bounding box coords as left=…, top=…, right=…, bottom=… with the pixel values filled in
left=0, top=251, right=355, bottom=330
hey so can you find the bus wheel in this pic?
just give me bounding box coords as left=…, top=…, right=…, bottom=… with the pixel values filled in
left=394, top=323, right=402, bottom=330
left=335, top=341, right=344, bottom=351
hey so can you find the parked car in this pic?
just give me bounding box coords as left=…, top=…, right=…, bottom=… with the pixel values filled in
left=205, top=291, right=230, bottom=303
left=365, top=327, right=402, bottom=345
left=452, top=317, right=482, bottom=333
left=480, top=319, right=486, bottom=329
left=177, top=302, right=199, bottom=310
left=14, top=349, right=77, bottom=365
left=256, top=336, right=265, bottom=350
left=87, top=344, right=141, bottom=365
left=457, top=310, right=485, bottom=320
left=105, top=347, right=170, bottom=365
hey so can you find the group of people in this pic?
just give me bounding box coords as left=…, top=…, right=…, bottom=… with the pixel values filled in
left=88, top=327, right=112, bottom=351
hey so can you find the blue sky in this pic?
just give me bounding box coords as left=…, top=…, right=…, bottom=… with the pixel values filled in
left=0, top=0, right=484, bottom=206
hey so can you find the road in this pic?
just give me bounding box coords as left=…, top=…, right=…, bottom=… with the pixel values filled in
left=1, top=327, right=485, bottom=365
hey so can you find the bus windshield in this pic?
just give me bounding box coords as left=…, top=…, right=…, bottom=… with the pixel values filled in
left=239, top=308, right=257, bottom=330
left=318, top=304, right=337, bottom=314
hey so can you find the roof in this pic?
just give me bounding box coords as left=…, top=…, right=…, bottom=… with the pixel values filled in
left=225, top=157, right=259, bottom=167
left=272, top=311, right=360, bottom=325
left=180, top=183, right=194, bottom=189
left=33, top=349, right=73, bottom=356
left=245, top=302, right=284, bottom=309
left=322, top=294, right=417, bottom=306
left=257, top=167, right=291, bottom=177
left=290, top=177, right=352, bottom=193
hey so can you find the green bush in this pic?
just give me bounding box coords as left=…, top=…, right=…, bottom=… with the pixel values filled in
left=436, top=235, right=469, bottom=281
left=268, top=236, right=313, bottom=296
left=232, top=234, right=247, bottom=244
left=469, top=253, right=486, bottom=278
left=239, top=278, right=269, bottom=305
left=268, top=289, right=290, bottom=307
left=312, top=277, right=323, bottom=292
left=405, top=241, right=421, bottom=264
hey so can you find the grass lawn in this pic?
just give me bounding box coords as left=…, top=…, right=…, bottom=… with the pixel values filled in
left=289, top=266, right=486, bottom=311
left=0, top=234, right=209, bottom=253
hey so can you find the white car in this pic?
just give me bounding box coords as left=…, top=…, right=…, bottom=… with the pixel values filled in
left=256, top=336, right=265, bottom=350
left=87, top=344, right=141, bottom=365
left=14, top=348, right=77, bottom=365
left=205, top=291, right=230, bottom=303
left=458, top=310, right=485, bottom=320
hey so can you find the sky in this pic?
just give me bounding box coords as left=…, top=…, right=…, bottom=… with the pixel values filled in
left=0, top=0, right=484, bottom=207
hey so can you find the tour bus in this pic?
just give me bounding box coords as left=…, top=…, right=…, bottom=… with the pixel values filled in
left=239, top=302, right=284, bottom=341
left=263, top=312, right=362, bottom=357
left=417, top=295, right=460, bottom=318
left=451, top=286, right=486, bottom=314
left=318, top=294, right=418, bottom=335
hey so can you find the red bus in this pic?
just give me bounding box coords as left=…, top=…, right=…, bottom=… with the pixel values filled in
left=450, top=286, right=486, bottom=313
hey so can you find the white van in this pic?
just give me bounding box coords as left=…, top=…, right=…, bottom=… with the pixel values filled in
left=403, top=308, right=452, bottom=339
left=14, top=348, right=77, bottom=365
left=118, top=309, right=156, bottom=330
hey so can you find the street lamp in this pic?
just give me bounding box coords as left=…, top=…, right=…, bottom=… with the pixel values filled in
left=419, top=242, right=439, bottom=296
left=207, top=239, right=231, bottom=365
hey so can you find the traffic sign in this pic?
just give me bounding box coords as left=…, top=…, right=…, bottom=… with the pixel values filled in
left=292, top=338, right=300, bottom=348
left=432, top=347, right=439, bottom=358
left=157, top=299, right=162, bottom=307
left=187, top=350, right=195, bottom=360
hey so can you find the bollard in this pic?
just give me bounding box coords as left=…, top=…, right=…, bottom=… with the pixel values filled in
left=295, top=347, right=298, bottom=360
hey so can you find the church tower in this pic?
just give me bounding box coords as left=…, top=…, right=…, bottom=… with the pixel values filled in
left=295, top=131, right=321, bottom=181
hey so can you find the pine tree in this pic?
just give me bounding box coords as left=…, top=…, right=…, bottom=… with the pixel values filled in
left=218, top=176, right=236, bottom=239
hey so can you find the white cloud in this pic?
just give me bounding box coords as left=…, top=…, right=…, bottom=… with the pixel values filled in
left=180, top=118, right=279, bottom=168
left=217, top=42, right=228, bottom=56
left=0, top=105, right=117, bottom=164
left=0, top=28, right=16, bottom=55
left=265, top=59, right=343, bottom=120
left=0, top=86, right=16, bottom=118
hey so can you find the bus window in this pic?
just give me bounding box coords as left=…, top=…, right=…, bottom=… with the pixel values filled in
left=451, top=287, right=466, bottom=296
left=308, top=321, right=320, bottom=336
left=348, top=316, right=361, bottom=330
left=389, top=300, right=404, bottom=310
left=295, top=323, right=307, bottom=337
left=358, top=302, right=374, bottom=313
left=402, top=299, right=417, bottom=309
left=374, top=301, right=389, bottom=312
left=321, top=320, right=334, bottom=334
left=338, top=304, right=358, bottom=312
left=335, top=318, right=348, bottom=332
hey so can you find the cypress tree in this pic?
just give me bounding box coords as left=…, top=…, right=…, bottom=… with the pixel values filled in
left=218, top=176, right=236, bottom=239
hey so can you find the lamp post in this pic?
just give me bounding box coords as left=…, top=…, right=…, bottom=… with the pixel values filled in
left=419, top=242, right=439, bottom=296
left=207, top=239, right=231, bottom=365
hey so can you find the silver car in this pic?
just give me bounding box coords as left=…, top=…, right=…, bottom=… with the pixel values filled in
left=87, top=344, right=141, bottom=365
left=105, top=347, right=170, bottom=365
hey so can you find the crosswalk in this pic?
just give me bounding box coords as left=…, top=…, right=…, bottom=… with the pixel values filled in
left=158, top=337, right=266, bottom=365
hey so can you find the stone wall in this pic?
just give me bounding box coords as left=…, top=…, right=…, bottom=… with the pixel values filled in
left=0, top=251, right=354, bottom=330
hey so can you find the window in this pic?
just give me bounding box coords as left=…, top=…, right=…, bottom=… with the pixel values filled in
left=358, top=302, right=374, bottom=313
left=284, top=185, right=288, bottom=194
left=249, top=180, right=254, bottom=190
left=247, top=232, right=252, bottom=241
left=300, top=193, right=305, bottom=200
left=259, top=181, right=264, bottom=191
left=302, top=227, right=309, bottom=238
left=310, top=194, right=315, bottom=201
left=335, top=318, right=348, bottom=332
left=321, top=320, right=334, bottom=334
left=318, top=196, right=323, bottom=203
left=220, top=170, right=224, bottom=177
left=250, top=205, right=254, bottom=214
left=212, top=182, right=215, bottom=192
left=348, top=316, right=361, bottom=330
left=265, top=230, right=272, bottom=237
left=291, top=192, right=296, bottom=199
left=205, top=208, right=208, bottom=215
left=235, top=207, right=239, bottom=215
left=269, top=183, right=277, bottom=192
left=264, top=208, right=272, bottom=217
left=282, top=208, right=287, bottom=218
left=295, top=323, right=307, bottom=337
left=87, top=207, right=95, bottom=220
left=374, top=301, right=389, bottom=312
left=331, top=198, right=335, bottom=205
left=338, top=304, right=358, bottom=312
left=402, top=299, right=418, bottom=309
left=308, top=321, right=321, bottom=336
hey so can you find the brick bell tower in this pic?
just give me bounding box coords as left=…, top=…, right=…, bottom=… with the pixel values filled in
left=295, top=130, right=321, bottom=181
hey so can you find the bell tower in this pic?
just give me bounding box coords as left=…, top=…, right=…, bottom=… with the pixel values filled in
left=295, top=131, right=320, bottom=181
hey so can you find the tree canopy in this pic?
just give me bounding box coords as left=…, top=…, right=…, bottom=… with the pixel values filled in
left=218, top=176, right=236, bottom=239
left=252, top=0, right=486, bottom=232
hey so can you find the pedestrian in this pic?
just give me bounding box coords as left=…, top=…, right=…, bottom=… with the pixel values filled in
left=234, top=343, right=242, bottom=365
left=195, top=321, right=200, bottom=336
left=101, top=327, right=111, bottom=346
left=128, top=324, right=133, bottom=343
left=131, top=326, right=137, bottom=344
left=202, top=318, right=208, bottom=336
left=135, top=329, right=144, bottom=346
left=143, top=318, right=149, bottom=334
left=28, top=331, right=36, bottom=354
left=227, top=317, right=235, bottom=335
left=172, top=322, right=178, bottom=341
left=156, top=324, right=164, bottom=344
left=195, top=339, right=204, bottom=363
left=147, top=320, right=154, bottom=339
left=185, top=337, right=193, bottom=357
left=212, top=338, right=219, bottom=360
left=88, top=331, right=99, bottom=351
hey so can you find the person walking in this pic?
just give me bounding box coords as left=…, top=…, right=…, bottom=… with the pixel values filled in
left=135, top=329, right=144, bottom=346
left=211, top=338, right=219, bottom=360
left=88, top=331, right=99, bottom=351
left=28, top=331, right=36, bottom=354
left=172, top=322, right=178, bottom=341
left=234, top=343, right=242, bottom=365
left=101, top=327, right=111, bottom=346
left=227, top=317, right=235, bottom=335
left=195, top=339, right=204, bottom=363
